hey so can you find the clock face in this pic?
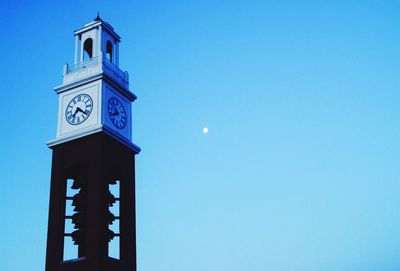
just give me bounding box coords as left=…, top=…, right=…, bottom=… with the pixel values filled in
left=108, top=97, right=127, bottom=129
left=65, top=94, right=93, bottom=125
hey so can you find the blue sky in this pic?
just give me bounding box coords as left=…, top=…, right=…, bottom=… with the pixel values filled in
left=1, top=1, right=400, bottom=270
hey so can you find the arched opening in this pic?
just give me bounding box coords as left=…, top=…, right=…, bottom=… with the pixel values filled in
left=83, top=38, right=93, bottom=61
left=106, top=41, right=113, bottom=62
left=108, top=178, right=120, bottom=259
left=63, top=165, right=88, bottom=261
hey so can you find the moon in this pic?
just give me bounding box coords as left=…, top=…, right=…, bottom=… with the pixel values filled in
left=202, top=127, right=209, bottom=134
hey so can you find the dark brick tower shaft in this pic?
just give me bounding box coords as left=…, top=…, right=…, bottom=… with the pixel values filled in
left=45, top=133, right=137, bottom=271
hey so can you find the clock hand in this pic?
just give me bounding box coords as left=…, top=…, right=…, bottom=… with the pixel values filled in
left=76, top=107, right=86, bottom=114
left=72, top=107, right=86, bottom=118
left=72, top=108, right=79, bottom=117
left=112, top=108, right=119, bottom=116
left=110, top=104, right=119, bottom=116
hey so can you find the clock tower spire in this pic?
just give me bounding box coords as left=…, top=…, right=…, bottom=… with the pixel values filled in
left=45, top=17, right=140, bottom=271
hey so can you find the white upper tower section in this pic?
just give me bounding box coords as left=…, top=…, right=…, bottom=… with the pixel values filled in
left=48, top=16, right=139, bottom=153
left=61, top=15, right=130, bottom=91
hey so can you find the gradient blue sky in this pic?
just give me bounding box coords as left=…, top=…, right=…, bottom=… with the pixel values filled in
left=1, top=1, right=400, bottom=270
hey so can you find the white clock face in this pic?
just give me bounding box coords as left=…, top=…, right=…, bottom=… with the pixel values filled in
left=65, top=94, right=93, bottom=125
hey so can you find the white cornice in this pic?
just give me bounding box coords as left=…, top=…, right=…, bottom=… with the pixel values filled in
left=47, top=125, right=141, bottom=154
left=55, top=72, right=137, bottom=102
left=55, top=73, right=103, bottom=93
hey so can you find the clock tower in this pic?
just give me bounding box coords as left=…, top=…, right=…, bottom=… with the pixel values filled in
left=45, top=16, right=140, bottom=271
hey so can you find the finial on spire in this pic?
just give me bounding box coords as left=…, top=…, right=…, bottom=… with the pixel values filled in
left=95, top=12, right=101, bottom=21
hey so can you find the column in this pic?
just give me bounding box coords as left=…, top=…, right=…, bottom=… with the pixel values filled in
left=98, top=25, right=102, bottom=61
left=115, top=42, right=119, bottom=67
left=74, top=35, right=79, bottom=64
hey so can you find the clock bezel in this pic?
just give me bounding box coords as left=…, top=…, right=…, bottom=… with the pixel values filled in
left=107, top=96, right=127, bottom=129
left=65, top=93, right=94, bottom=126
